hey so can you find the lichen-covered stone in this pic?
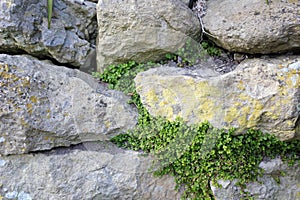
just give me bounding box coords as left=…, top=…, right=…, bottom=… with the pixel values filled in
left=0, top=0, right=97, bottom=68
left=96, top=0, right=202, bottom=72
left=0, top=54, right=137, bottom=155
left=203, top=0, right=300, bottom=54
left=134, top=56, right=300, bottom=141
left=0, top=142, right=180, bottom=200
left=211, top=158, right=300, bottom=200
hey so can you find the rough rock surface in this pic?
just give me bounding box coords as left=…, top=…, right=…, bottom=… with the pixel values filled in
left=134, top=56, right=300, bottom=141
left=211, top=158, right=300, bottom=200
left=0, top=0, right=97, bottom=68
left=0, top=142, right=180, bottom=200
left=96, top=0, right=202, bottom=72
left=203, top=0, right=300, bottom=54
left=0, top=54, right=138, bottom=155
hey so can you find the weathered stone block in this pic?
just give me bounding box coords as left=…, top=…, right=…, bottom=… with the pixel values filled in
left=135, top=56, right=300, bottom=140
left=0, top=0, right=97, bottom=68
left=0, top=142, right=180, bottom=199
left=203, top=0, right=300, bottom=54
left=96, top=0, right=201, bottom=72
left=0, top=54, right=137, bottom=155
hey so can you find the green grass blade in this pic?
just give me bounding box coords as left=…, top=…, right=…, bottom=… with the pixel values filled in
left=47, top=0, right=53, bottom=29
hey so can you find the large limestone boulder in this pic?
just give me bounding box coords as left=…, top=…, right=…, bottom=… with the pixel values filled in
left=0, top=142, right=180, bottom=200
left=0, top=54, right=137, bottom=155
left=134, top=56, right=300, bottom=141
left=96, top=0, right=202, bottom=72
left=0, top=0, right=97, bottom=68
left=211, top=158, right=300, bottom=200
left=203, top=0, right=300, bottom=54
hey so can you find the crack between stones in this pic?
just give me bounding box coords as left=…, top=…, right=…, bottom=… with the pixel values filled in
left=22, top=141, right=128, bottom=157
left=0, top=50, right=80, bottom=70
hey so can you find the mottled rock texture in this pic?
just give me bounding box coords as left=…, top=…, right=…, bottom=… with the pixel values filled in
left=0, top=54, right=137, bottom=155
left=96, top=0, right=202, bottom=72
left=203, top=0, right=300, bottom=54
left=134, top=56, right=300, bottom=141
left=0, top=0, right=97, bottom=68
left=0, top=1, right=299, bottom=199
left=211, top=158, right=300, bottom=200
left=0, top=142, right=180, bottom=200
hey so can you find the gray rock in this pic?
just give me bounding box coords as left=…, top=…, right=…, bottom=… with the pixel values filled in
left=0, top=0, right=97, bottom=69
left=203, top=0, right=300, bottom=54
left=134, top=56, right=300, bottom=141
left=0, top=142, right=180, bottom=200
left=96, top=0, right=202, bottom=72
left=211, top=158, right=300, bottom=200
left=0, top=54, right=138, bottom=155
left=180, top=0, right=190, bottom=6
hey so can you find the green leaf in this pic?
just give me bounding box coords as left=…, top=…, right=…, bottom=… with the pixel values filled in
left=47, top=0, right=53, bottom=29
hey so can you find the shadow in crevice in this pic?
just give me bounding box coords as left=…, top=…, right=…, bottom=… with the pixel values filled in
left=0, top=49, right=80, bottom=70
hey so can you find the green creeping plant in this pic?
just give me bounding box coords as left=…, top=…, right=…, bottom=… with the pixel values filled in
left=95, top=60, right=300, bottom=200
left=47, top=0, right=53, bottom=29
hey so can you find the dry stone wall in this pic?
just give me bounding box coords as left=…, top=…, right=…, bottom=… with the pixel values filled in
left=0, top=0, right=299, bottom=199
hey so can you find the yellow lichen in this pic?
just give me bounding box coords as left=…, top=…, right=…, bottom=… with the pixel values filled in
left=197, top=98, right=218, bottom=121
left=142, top=77, right=222, bottom=124
left=195, top=81, right=217, bottom=97
left=105, top=121, right=111, bottom=128
left=162, top=89, right=177, bottom=105
left=237, top=80, right=245, bottom=91
left=159, top=100, right=168, bottom=107
left=234, top=101, right=243, bottom=107
left=278, top=64, right=284, bottom=69
left=20, top=117, right=29, bottom=127
left=288, top=0, right=298, bottom=3
left=286, top=71, right=300, bottom=87
left=286, top=120, right=295, bottom=127
left=225, top=106, right=239, bottom=124
left=0, top=64, right=32, bottom=116
left=157, top=106, right=174, bottom=121
left=145, top=88, right=159, bottom=104
left=30, top=96, right=38, bottom=104
left=239, top=106, right=251, bottom=126
left=224, top=91, right=264, bottom=128
left=26, top=103, right=33, bottom=114
left=190, top=81, right=221, bottom=121
left=248, top=100, right=264, bottom=127
left=264, top=111, right=279, bottom=120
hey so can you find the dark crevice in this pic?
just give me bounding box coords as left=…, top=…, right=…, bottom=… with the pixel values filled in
left=188, top=0, right=197, bottom=9
left=26, top=141, right=127, bottom=156
left=87, top=15, right=98, bottom=45
left=201, top=35, right=300, bottom=59
left=295, top=117, right=300, bottom=139
left=0, top=50, right=80, bottom=70
left=29, top=143, right=88, bottom=156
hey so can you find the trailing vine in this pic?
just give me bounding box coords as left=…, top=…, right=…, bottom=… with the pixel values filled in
left=93, top=62, right=300, bottom=200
